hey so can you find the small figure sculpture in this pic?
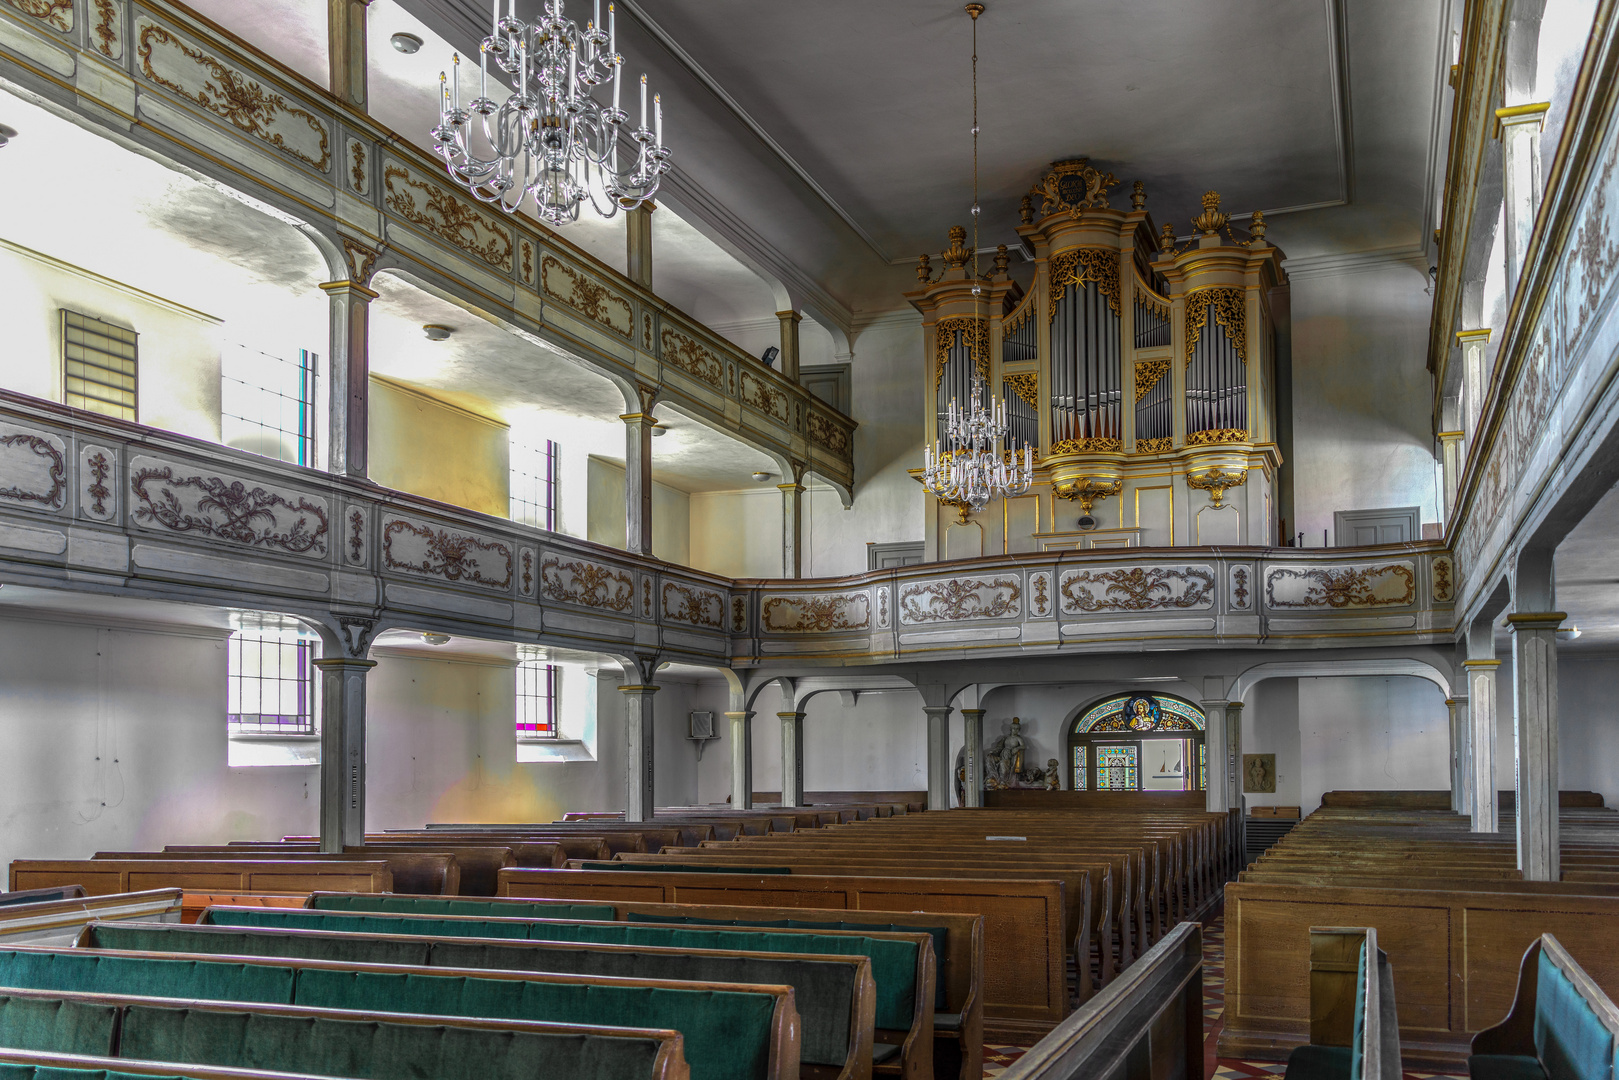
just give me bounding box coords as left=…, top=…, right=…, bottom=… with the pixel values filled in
left=1045, top=759, right=1061, bottom=790
left=985, top=718, right=1047, bottom=790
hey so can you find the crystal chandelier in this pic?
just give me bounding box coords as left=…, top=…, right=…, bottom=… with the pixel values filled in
left=431, top=0, right=671, bottom=225
left=920, top=3, right=1033, bottom=515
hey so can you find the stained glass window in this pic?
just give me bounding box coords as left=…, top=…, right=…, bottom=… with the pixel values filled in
left=1095, top=745, right=1138, bottom=790
left=1199, top=743, right=1207, bottom=790
left=1072, top=745, right=1087, bottom=791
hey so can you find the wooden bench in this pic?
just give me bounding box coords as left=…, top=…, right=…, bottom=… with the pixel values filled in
left=0, top=1047, right=336, bottom=1080
left=0, top=943, right=797, bottom=1080
left=94, top=851, right=459, bottom=897
left=1470, top=933, right=1619, bottom=1080
left=1282, top=927, right=1401, bottom=1080
left=497, top=866, right=1064, bottom=1042
left=987, top=922, right=1203, bottom=1080
left=87, top=918, right=879, bottom=1080
left=171, top=843, right=524, bottom=895
left=0, top=984, right=691, bottom=1080
left=9, top=861, right=392, bottom=898
left=301, top=891, right=984, bottom=1080
left=0, top=889, right=183, bottom=948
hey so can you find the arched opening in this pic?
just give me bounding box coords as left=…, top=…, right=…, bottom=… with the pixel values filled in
left=1066, top=692, right=1206, bottom=793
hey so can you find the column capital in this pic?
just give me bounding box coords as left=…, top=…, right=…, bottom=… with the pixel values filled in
left=1225, top=701, right=1244, bottom=712
left=922, top=705, right=955, bottom=718
left=1463, top=658, right=1502, bottom=669
left=1455, top=327, right=1493, bottom=344
left=723, top=710, right=755, bottom=721
left=313, top=657, right=377, bottom=672
left=619, top=412, right=658, bottom=424
left=1505, top=611, right=1566, bottom=631
left=777, top=710, right=806, bottom=721
left=959, top=707, right=986, bottom=717
left=777, top=482, right=806, bottom=494
left=618, top=683, right=661, bottom=696
left=775, top=309, right=804, bottom=324
left=318, top=280, right=379, bottom=300
left=1494, top=101, right=1552, bottom=137
left=1438, top=430, right=1465, bottom=443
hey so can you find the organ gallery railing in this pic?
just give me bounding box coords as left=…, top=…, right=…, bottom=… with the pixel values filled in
left=909, top=161, right=1286, bottom=558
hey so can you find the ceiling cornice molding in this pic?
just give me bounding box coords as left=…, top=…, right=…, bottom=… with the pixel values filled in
left=1281, top=243, right=1429, bottom=278
left=618, top=0, right=897, bottom=266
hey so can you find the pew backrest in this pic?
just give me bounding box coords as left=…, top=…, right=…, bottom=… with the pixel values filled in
left=0, top=890, right=183, bottom=949
left=10, top=862, right=392, bottom=897
left=0, top=1046, right=334, bottom=1080
left=1471, top=933, right=1619, bottom=1080
left=93, top=852, right=457, bottom=897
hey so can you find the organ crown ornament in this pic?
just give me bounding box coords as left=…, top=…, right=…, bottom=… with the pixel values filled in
left=1192, top=190, right=1230, bottom=236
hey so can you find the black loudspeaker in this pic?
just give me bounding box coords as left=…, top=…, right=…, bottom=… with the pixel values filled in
left=1077, top=514, right=1098, bottom=531
left=761, top=346, right=779, bottom=367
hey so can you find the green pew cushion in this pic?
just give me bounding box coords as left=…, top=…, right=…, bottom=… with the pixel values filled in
left=0, top=952, right=294, bottom=1007
left=1469, top=1055, right=1550, bottom=1080
left=577, top=864, right=791, bottom=875
left=428, top=939, right=855, bottom=1068
left=0, top=997, right=118, bottom=1057
left=293, top=968, right=776, bottom=1080
left=203, top=909, right=530, bottom=941
left=0, top=1067, right=197, bottom=1080
left=307, top=896, right=616, bottom=920
left=118, top=1003, right=670, bottom=1080
left=0, top=891, right=78, bottom=909
left=1284, top=1043, right=1352, bottom=1080
left=628, top=912, right=950, bottom=1009
left=87, top=925, right=432, bottom=968
left=1534, top=949, right=1614, bottom=1080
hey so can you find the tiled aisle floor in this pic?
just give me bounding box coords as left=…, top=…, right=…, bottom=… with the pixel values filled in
left=983, top=907, right=1466, bottom=1080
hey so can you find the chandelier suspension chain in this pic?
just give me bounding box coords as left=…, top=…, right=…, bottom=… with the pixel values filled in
left=919, top=3, right=1034, bottom=517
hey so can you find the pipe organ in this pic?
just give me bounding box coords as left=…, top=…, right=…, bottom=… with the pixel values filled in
left=907, top=159, right=1288, bottom=559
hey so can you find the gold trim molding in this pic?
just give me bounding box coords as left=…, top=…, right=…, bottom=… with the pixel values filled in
left=1186, top=428, right=1249, bottom=446
left=1049, top=248, right=1120, bottom=319
left=1185, top=286, right=1246, bottom=365
left=935, top=316, right=990, bottom=389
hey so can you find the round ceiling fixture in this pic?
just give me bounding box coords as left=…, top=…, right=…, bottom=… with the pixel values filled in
left=651, top=423, right=668, bottom=437
left=422, top=324, right=453, bottom=341
left=0, top=124, right=18, bottom=148
left=421, top=632, right=451, bottom=646
left=1558, top=625, right=1582, bottom=642
left=751, top=471, right=772, bottom=483
left=390, top=32, right=423, bottom=54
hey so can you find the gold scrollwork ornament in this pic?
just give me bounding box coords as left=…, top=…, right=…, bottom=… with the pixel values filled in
left=1054, top=477, right=1122, bottom=514
left=1187, top=469, right=1246, bottom=507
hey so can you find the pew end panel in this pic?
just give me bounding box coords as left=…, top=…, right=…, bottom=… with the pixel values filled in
left=1470, top=934, right=1619, bottom=1080
left=993, top=922, right=1203, bottom=1080
left=0, top=889, right=184, bottom=948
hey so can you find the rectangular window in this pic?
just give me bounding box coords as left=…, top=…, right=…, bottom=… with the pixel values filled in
left=227, top=619, right=318, bottom=736
left=1072, top=745, right=1087, bottom=792
left=221, top=344, right=317, bottom=466
left=510, top=437, right=557, bottom=530
left=1095, top=745, right=1139, bottom=791
left=516, top=659, right=558, bottom=739
left=62, top=310, right=137, bottom=420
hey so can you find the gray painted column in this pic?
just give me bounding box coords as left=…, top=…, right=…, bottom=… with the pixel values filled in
left=960, top=708, right=985, bottom=807
left=780, top=463, right=805, bottom=579
left=1438, top=432, right=1464, bottom=521
left=924, top=705, right=954, bottom=810
left=1466, top=659, right=1501, bottom=832
left=776, top=310, right=802, bottom=383
left=314, top=657, right=374, bottom=851
left=726, top=710, right=754, bottom=810
left=1201, top=700, right=1231, bottom=813
left=626, top=202, right=654, bottom=289
left=320, top=281, right=375, bottom=478
left=327, top=0, right=373, bottom=111
left=620, top=684, right=659, bottom=822
left=1499, top=104, right=1550, bottom=299
left=1448, top=695, right=1471, bottom=815
left=1509, top=612, right=1564, bottom=880
left=778, top=711, right=806, bottom=807
left=621, top=411, right=656, bottom=555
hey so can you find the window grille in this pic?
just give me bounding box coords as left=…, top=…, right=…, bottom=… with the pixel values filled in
left=516, top=659, right=558, bottom=739
left=510, top=437, right=558, bottom=529
left=221, top=344, right=317, bottom=466
left=227, top=621, right=318, bottom=735
left=62, top=310, right=137, bottom=420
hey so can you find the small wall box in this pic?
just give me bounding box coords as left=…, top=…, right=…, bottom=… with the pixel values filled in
left=688, top=711, right=715, bottom=741
left=1250, top=806, right=1300, bottom=819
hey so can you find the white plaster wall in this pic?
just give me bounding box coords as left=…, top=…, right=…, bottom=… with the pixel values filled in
left=0, top=242, right=224, bottom=443
left=803, top=318, right=927, bottom=577
left=690, top=487, right=783, bottom=578
left=1288, top=675, right=1450, bottom=814
left=1241, top=678, right=1304, bottom=809
left=0, top=617, right=316, bottom=870
left=694, top=684, right=928, bottom=804
left=1288, top=265, right=1440, bottom=546
left=1485, top=652, right=1619, bottom=808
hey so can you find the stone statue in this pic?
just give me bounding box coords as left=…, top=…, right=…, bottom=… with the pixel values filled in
left=985, top=718, right=1046, bottom=790
left=1046, top=758, right=1061, bottom=790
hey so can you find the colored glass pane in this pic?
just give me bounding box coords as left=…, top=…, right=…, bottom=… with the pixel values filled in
left=1095, top=745, right=1138, bottom=790
left=1072, top=745, right=1087, bottom=791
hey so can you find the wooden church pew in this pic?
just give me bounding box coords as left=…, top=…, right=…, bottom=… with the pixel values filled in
left=8, top=860, right=392, bottom=898
left=93, top=851, right=459, bottom=897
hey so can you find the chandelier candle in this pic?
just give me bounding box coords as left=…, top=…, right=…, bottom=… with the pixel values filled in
left=433, top=0, right=670, bottom=224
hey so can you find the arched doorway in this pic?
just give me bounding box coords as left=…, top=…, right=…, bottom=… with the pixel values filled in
left=1067, top=693, right=1206, bottom=793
